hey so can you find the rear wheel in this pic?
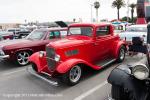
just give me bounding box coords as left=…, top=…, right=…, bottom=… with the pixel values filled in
left=117, top=46, right=126, bottom=62
left=16, top=51, right=31, bottom=66
left=62, top=65, right=82, bottom=86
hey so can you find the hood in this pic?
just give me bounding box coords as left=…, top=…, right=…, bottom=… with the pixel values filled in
left=55, top=21, right=68, bottom=27
left=48, top=36, right=91, bottom=48
left=119, top=31, right=147, bottom=42
left=0, top=39, right=31, bottom=48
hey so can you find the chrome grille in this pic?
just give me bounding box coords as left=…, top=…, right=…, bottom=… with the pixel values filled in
left=46, top=47, right=57, bottom=70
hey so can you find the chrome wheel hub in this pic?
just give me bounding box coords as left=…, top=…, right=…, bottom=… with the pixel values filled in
left=69, top=66, right=81, bottom=83
left=17, top=51, right=30, bottom=65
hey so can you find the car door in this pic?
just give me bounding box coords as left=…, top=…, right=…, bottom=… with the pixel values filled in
left=94, top=25, right=113, bottom=63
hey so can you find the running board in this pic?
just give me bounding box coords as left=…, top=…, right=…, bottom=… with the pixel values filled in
left=26, top=66, right=58, bottom=86
left=96, top=59, right=116, bottom=68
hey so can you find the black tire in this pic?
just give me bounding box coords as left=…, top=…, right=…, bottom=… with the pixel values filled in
left=16, top=51, right=31, bottom=66
left=111, top=85, right=124, bottom=100
left=61, top=65, right=82, bottom=86
left=117, top=45, right=126, bottom=63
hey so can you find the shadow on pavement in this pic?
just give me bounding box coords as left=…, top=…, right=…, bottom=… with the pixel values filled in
left=0, top=60, right=21, bottom=72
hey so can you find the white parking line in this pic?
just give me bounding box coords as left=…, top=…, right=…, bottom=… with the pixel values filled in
left=74, top=81, right=108, bottom=100
left=1, top=68, right=26, bottom=76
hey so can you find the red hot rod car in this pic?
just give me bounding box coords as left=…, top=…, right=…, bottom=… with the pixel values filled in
left=28, top=23, right=126, bottom=86
left=0, top=28, right=67, bottom=66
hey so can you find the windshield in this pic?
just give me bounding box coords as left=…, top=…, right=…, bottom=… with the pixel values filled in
left=126, top=26, right=147, bottom=32
left=26, top=30, right=46, bottom=40
left=68, top=27, right=93, bottom=36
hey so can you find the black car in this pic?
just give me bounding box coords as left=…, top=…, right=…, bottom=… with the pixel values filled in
left=107, top=23, right=150, bottom=100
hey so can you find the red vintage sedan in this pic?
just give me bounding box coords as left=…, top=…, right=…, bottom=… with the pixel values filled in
left=0, top=28, right=67, bottom=66
left=28, top=23, right=126, bottom=86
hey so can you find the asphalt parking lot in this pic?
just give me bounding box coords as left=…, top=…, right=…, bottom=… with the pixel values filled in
left=0, top=54, right=145, bottom=100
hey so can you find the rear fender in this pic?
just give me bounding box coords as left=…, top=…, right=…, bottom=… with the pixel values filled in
left=56, top=59, right=95, bottom=74
left=108, top=66, right=132, bottom=86
left=29, top=52, right=47, bottom=72
left=108, top=66, right=147, bottom=100
left=112, top=40, right=126, bottom=58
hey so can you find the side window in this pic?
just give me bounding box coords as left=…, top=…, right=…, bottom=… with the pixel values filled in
left=96, top=26, right=110, bottom=36
left=53, top=31, right=60, bottom=38
left=48, top=32, right=55, bottom=39
left=60, top=31, right=67, bottom=38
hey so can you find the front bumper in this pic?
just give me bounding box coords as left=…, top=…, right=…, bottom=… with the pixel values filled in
left=0, top=55, right=10, bottom=60
left=26, top=66, right=59, bottom=86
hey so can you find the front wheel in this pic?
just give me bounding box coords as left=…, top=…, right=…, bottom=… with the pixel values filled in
left=62, top=65, right=82, bottom=86
left=16, top=51, right=30, bottom=66
left=117, top=46, right=126, bottom=62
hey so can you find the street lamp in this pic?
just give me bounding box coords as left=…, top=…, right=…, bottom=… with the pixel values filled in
left=94, top=1, right=100, bottom=22
left=90, top=4, right=94, bottom=22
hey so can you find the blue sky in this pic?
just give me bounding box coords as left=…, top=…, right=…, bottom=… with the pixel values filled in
left=0, top=0, right=137, bottom=23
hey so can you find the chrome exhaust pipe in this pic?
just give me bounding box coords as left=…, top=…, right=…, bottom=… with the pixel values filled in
left=26, top=66, right=59, bottom=86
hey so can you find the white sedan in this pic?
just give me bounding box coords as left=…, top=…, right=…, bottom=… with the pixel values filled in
left=119, top=24, right=147, bottom=43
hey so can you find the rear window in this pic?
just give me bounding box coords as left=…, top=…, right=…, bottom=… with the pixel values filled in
left=68, top=27, right=93, bottom=37
left=96, top=26, right=110, bottom=36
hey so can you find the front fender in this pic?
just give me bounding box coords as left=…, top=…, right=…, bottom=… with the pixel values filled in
left=29, top=52, right=47, bottom=72
left=108, top=66, right=147, bottom=100
left=56, top=58, right=92, bottom=74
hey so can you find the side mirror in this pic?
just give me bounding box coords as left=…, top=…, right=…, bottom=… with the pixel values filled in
left=147, top=24, right=150, bottom=44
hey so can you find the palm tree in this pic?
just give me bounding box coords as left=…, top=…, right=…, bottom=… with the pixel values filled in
left=112, top=0, right=126, bottom=20
left=94, top=1, right=100, bottom=22
left=129, top=3, right=136, bottom=23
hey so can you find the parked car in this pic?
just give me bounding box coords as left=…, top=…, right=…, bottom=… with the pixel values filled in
left=7, top=28, right=20, bottom=35
left=7, top=28, right=31, bottom=39
left=0, top=31, right=14, bottom=41
left=28, top=23, right=126, bottom=86
left=0, top=28, right=67, bottom=66
left=15, top=28, right=31, bottom=39
left=119, top=24, right=147, bottom=44
left=107, top=23, right=150, bottom=100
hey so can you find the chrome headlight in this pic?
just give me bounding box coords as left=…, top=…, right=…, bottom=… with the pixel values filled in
left=132, top=64, right=149, bottom=80
left=54, top=54, right=60, bottom=62
left=39, top=51, right=45, bottom=58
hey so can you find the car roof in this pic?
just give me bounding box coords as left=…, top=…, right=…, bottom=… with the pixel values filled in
left=69, top=22, right=112, bottom=27
left=34, top=27, right=67, bottom=32
left=128, top=24, right=147, bottom=28
left=7, top=28, right=20, bottom=30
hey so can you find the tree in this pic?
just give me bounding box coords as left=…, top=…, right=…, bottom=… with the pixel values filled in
left=112, top=0, right=126, bottom=20
left=129, top=3, right=136, bottom=23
